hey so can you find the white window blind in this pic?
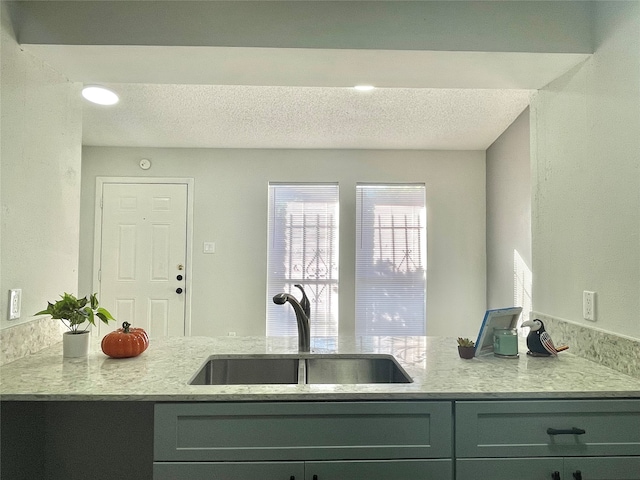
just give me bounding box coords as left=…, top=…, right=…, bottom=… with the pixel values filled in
left=356, top=184, right=427, bottom=336
left=267, top=183, right=339, bottom=337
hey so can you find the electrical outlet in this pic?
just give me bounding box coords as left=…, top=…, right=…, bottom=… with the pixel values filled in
left=9, top=289, right=22, bottom=320
left=583, top=290, right=596, bottom=321
left=228, top=331, right=236, bottom=337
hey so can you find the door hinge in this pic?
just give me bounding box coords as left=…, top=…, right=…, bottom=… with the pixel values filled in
left=97, top=270, right=101, bottom=281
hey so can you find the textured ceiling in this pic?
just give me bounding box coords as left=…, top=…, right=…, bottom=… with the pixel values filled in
left=63, top=45, right=584, bottom=150
left=82, top=84, right=533, bottom=150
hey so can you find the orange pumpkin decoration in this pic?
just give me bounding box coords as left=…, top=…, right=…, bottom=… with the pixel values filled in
left=101, top=322, right=149, bottom=358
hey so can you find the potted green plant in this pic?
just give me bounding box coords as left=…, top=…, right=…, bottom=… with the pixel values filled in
left=35, top=292, right=115, bottom=358
left=457, top=337, right=476, bottom=359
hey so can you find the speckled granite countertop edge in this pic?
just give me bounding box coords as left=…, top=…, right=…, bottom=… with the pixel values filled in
left=1, top=336, right=639, bottom=401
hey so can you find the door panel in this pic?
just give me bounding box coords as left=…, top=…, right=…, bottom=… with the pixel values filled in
left=99, top=183, right=188, bottom=337
left=563, top=457, right=640, bottom=480
left=456, top=458, right=563, bottom=480
left=306, top=459, right=452, bottom=479
left=154, top=461, right=304, bottom=480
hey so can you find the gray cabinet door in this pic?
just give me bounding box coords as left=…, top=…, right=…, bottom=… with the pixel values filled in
left=563, top=457, right=640, bottom=480
left=305, top=459, right=452, bottom=480
left=457, top=458, right=563, bottom=480
left=154, top=461, right=304, bottom=480
left=458, top=457, right=640, bottom=480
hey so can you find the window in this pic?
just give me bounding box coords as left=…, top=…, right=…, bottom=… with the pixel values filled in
left=355, top=184, right=427, bottom=335
left=267, top=183, right=339, bottom=336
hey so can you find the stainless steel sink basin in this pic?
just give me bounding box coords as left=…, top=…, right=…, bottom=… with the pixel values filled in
left=189, top=354, right=412, bottom=385
left=305, top=354, right=412, bottom=384
left=189, top=355, right=300, bottom=385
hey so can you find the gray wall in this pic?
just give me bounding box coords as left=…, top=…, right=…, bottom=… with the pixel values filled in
left=12, top=1, right=594, bottom=54
left=486, top=108, right=531, bottom=317
left=0, top=3, right=82, bottom=331
left=531, top=1, right=640, bottom=339
left=80, top=147, right=487, bottom=339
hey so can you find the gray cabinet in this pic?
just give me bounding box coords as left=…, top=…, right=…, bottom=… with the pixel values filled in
left=154, top=401, right=453, bottom=480
left=455, top=400, right=640, bottom=480
left=154, top=399, right=640, bottom=480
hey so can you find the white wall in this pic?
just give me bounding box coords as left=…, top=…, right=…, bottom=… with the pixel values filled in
left=0, top=3, right=82, bottom=330
left=530, top=1, right=640, bottom=339
left=80, top=148, right=487, bottom=338
left=486, top=108, right=531, bottom=315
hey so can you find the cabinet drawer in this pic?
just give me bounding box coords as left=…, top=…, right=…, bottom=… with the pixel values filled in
left=155, top=401, right=452, bottom=461
left=456, top=400, right=640, bottom=458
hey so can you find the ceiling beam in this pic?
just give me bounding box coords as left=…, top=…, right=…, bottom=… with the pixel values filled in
left=8, top=1, right=593, bottom=54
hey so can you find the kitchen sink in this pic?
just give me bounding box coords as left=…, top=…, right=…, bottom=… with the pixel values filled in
left=188, top=354, right=412, bottom=385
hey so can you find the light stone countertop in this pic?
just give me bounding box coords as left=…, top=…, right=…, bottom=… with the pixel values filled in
left=0, top=336, right=638, bottom=401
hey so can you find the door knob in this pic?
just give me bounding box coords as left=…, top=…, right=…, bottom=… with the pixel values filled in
left=176, top=288, right=183, bottom=294
left=176, top=275, right=183, bottom=281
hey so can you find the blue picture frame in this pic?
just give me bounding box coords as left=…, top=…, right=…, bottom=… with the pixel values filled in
left=474, top=307, right=523, bottom=356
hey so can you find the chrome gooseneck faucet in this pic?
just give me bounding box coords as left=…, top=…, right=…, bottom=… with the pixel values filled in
left=273, top=284, right=311, bottom=352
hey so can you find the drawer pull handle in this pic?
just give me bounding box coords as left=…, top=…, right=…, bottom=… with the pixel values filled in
left=547, top=427, right=586, bottom=435
left=552, top=471, right=561, bottom=480
left=313, top=476, right=318, bottom=480
left=290, top=477, right=296, bottom=480
left=573, top=471, right=582, bottom=480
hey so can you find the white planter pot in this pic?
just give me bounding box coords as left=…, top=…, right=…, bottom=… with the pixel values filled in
left=63, top=331, right=90, bottom=358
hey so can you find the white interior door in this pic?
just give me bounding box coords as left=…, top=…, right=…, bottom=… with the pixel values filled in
left=98, top=182, right=188, bottom=337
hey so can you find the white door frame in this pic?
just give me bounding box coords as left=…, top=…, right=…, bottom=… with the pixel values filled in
left=92, top=176, right=195, bottom=336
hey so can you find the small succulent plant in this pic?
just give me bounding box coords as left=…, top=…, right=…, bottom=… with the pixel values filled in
left=457, top=337, right=475, bottom=348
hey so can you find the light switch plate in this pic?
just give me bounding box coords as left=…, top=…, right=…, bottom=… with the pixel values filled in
left=203, top=242, right=216, bottom=254
left=9, top=289, right=22, bottom=320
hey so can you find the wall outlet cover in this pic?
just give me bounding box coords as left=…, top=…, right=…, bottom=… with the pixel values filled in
left=9, top=289, right=22, bottom=320
left=583, top=290, right=596, bottom=321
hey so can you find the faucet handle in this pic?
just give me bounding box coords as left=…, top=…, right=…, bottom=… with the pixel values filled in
left=294, top=284, right=311, bottom=318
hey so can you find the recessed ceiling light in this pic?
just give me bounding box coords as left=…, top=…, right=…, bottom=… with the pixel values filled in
left=353, top=85, right=376, bottom=92
left=82, top=86, right=119, bottom=105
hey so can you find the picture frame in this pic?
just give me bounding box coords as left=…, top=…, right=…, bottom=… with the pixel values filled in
left=474, top=307, right=523, bottom=356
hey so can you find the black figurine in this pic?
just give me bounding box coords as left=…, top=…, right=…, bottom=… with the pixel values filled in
left=521, top=319, right=568, bottom=356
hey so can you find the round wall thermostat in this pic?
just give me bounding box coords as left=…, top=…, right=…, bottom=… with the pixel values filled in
left=139, top=159, right=151, bottom=170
